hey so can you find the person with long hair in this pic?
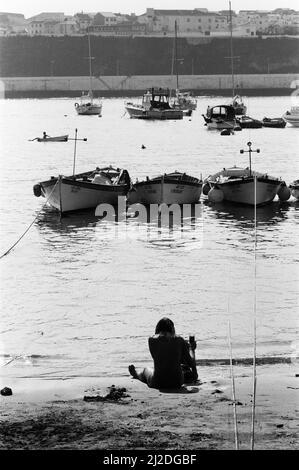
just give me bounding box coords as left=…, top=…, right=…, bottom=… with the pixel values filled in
left=128, top=317, right=198, bottom=389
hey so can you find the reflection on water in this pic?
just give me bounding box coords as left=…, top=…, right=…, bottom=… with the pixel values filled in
left=204, top=200, right=290, bottom=228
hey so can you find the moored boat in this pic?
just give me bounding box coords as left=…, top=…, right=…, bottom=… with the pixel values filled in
left=262, top=117, right=286, bottom=128
left=289, top=180, right=299, bottom=199
left=74, top=32, right=102, bottom=116
left=237, top=116, right=262, bottom=129
left=128, top=171, right=202, bottom=205
left=202, top=105, right=237, bottom=130
left=35, top=134, right=69, bottom=142
left=203, top=167, right=286, bottom=206
left=202, top=142, right=289, bottom=206
left=125, top=88, right=183, bottom=120
left=230, top=95, right=247, bottom=116
left=282, top=107, right=299, bottom=127
left=33, top=167, right=131, bottom=214
left=172, top=90, right=197, bottom=116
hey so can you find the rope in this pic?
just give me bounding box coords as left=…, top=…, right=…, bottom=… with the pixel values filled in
left=228, top=321, right=239, bottom=450
left=250, top=174, right=258, bottom=449
left=0, top=179, right=59, bottom=260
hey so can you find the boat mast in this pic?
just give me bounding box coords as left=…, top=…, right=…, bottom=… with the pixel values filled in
left=87, top=28, right=93, bottom=96
left=174, top=20, right=179, bottom=90
left=229, top=1, right=235, bottom=97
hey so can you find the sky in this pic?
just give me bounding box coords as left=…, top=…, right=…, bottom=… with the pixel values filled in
left=1, top=0, right=298, bottom=18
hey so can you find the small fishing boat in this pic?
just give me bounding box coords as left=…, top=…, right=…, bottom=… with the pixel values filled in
left=262, top=117, right=286, bottom=128
left=35, top=134, right=69, bottom=142
left=282, top=107, right=299, bottom=127
left=289, top=180, right=299, bottom=199
left=237, top=116, right=262, bottom=129
left=125, top=88, right=183, bottom=120
left=203, top=168, right=287, bottom=206
left=202, top=105, right=237, bottom=130
left=128, top=171, right=202, bottom=205
left=74, top=32, right=102, bottom=116
left=33, top=167, right=131, bottom=214
left=202, top=143, right=289, bottom=206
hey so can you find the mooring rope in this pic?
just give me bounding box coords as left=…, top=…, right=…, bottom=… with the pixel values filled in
left=0, top=179, right=59, bottom=260
left=250, top=174, right=258, bottom=449
left=228, top=320, right=239, bottom=450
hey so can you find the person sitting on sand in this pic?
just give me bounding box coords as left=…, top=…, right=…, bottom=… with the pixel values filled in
left=128, top=317, right=198, bottom=389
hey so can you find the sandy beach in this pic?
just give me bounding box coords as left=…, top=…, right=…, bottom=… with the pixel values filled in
left=0, top=363, right=298, bottom=450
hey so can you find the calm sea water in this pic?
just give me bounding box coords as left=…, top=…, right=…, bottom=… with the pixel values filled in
left=0, top=96, right=298, bottom=382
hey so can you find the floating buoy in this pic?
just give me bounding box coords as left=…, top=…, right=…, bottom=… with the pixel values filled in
left=202, top=182, right=211, bottom=196
left=208, top=187, right=224, bottom=203
left=33, top=184, right=42, bottom=197
left=141, top=145, right=146, bottom=149
left=221, top=129, right=231, bottom=136
left=278, top=184, right=291, bottom=201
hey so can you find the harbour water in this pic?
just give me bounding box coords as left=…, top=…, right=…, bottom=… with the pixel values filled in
left=0, top=96, right=298, bottom=384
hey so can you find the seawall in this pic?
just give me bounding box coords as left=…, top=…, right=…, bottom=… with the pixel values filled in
left=1, top=74, right=299, bottom=98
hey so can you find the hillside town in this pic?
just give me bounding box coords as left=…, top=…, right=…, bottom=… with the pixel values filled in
left=0, top=7, right=299, bottom=37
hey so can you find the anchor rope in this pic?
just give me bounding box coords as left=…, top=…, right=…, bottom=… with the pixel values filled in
left=0, top=179, right=59, bottom=260
left=250, top=174, right=258, bottom=449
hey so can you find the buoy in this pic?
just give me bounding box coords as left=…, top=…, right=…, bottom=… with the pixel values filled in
left=33, top=184, right=42, bottom=197
left=208, top=187, right=224, bottom=203
left=221, top=129, right=231, bottom=136
left=202, top=182, right=211, bottom=196
left=278, top=184, right=291, bottom=201
left=141, top=145, right=146, bottom=149
left=1, top=387, right=12, bottom=396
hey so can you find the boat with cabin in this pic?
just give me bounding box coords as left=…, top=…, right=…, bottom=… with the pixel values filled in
left=128, top=171, right=202, bottom=205
left=74, top=32, right=102, bottom=116
left=125, top=88, right=183, bottom=120
left=202, top=105, right=237, bottom=130
left=282, top=107, right=299, bottom=127
left=33, top=167, right=131, bottom=214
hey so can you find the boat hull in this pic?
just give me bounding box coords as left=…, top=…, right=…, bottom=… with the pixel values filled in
left=282, top=114, right=299, bottom=127
left=37, top=135, right=69, bottom=142
left=128, top=179, right=202, bottom=205
left=216, top=178, right=282, bottom=206
left=41, top=177, right=127, bottom=213
left=125, top=105, right=183, bottom=120
left=206, top=119, right=236, bottom=130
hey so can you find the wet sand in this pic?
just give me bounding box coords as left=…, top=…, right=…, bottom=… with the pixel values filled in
left=0, top=363, right=298, bottom=450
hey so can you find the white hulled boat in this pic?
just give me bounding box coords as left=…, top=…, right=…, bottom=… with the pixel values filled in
left=33, top=167, right=131, bottom=214
left=125, top=88, right=183, bottom=120
left=170, top=21, right=197, bottom=117
left=230, top=95, right=247, bottom=116
left=202, top=143, right=289, bottom=206
left=282, top=106, right=299, bottom=127
left=128, top=171, right=202, bottom=205
left=202, top=105, right=237, bottom=130
left=75, top=32, right=102, bottom=116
